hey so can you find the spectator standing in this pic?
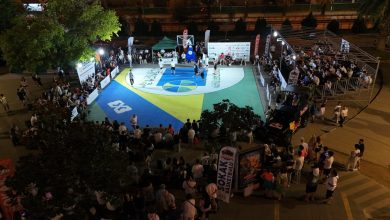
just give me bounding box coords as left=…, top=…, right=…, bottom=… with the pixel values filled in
left=305, top=164, right=320, bottom=202
left=339, top=106, right=348, bottom=127
left=0, top=94, right=10, bottom=112
left=188, top=127, right=195, bottom=145
left=130, top=114, right=137, bottom=130
left=182, top=176, right=197, bottom=196
left=170, top=59, right=176, bottom=75
left=181, top=194, right=197, bottom=220
left=322, top=151, right=334, bottom=180
left=357, top=139, right=365, bottom=158
left=323, top=169, right=339, bottom=204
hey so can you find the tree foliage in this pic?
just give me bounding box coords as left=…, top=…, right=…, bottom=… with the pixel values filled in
left=199, top=100, right=261, bottom=138
left=280, top=18, right=293, bottom=34
left=234, top=18, right=247, bottom=34
left=6, top=112, right=131, bottom=219
left=169, top=0, right=189, bottom=22
left=301, top=12, right=317, bottom=29
left=359, top=0, right=390, bottom=35
left=134, top=17, right=149, bottom=35
left=0, top=0, right=120, bottom=72
left=254, top=18, right=268, bottom=35
left=150, top=19, right=163, bottom=36
left=351, top=16, right=367, bottom=33
left=327, top=20, right=340, bottom=34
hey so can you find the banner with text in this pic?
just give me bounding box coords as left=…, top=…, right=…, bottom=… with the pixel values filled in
left=217, top=146, right=237, bottom=203
left=76, top=62, right=95, bottom=84
left=254, top=34, right=260, bottom=57
left=208, top=42, right=251, bottom=61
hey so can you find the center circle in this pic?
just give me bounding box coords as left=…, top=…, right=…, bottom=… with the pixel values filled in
left=162, top=80, right=198, bottom=93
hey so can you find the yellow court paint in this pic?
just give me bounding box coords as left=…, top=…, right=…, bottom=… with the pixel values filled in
left=115, top=68, right=204, bottom=123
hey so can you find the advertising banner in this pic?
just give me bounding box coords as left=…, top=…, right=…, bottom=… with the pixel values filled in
left=87, top=89, right=99, bottom=105
left=110, top=66, right=120, bottom=79
left=208, top=42, right=251, bottom=61
left=217, top=146, right=237, bottom=203
left=205, top=30, right=211, bottom=49
left=238, top=148, right=262, bottom=189
left=264, top=34, right=271, bottom=57
left=76, top=62, right=95, bottom=84
left=254, top=34, right=260, bottom=57
left=100, top=75, right=111, bottom=89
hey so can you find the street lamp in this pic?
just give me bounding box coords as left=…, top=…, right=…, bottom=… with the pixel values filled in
left=98, top=48, right=105, bottom=56
left=77, top=63, right=82, bottom=68
left=273, top=31, right=278, bottom=37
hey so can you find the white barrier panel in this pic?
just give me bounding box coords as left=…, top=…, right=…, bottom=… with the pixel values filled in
left=208, top=42, right=251, bottom=61
left=100, top=75, right=111, bottom=89
left=76, top=62, right=95, bottom=84
left=266, top=84, right=270, bottom=101
left=110, top=66, right=119, bottom=79
left=70, top=107, right=78, bottom=121
left=86, top=89, right=99, bottom=105
left=278, top=69, right=288, bottom=89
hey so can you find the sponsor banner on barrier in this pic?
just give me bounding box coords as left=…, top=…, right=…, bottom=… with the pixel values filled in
left=70, top=107, right=79, bottom=121
left=208, top=42, right=251, bottom=61
left=100, top=75, right=111, bottom=89
left=76, top=62, right=95, bottom=84
left=87, top=89, right=99, bottom=105
left=217, top=146, right=237, bottom=203
left=205, top=30, right=211, bottom=49
left=278, top=69, right=287, bottom=89
left=110, top=66, right=120, bottom=79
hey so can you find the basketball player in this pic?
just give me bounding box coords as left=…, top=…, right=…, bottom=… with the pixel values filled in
left=194, top=63, right=199, bottom=77
left=170, top=59, right=176, bottom=75
left=129, top=70, right=134, bottom=86
left=159, top=58, right=163, bottom=73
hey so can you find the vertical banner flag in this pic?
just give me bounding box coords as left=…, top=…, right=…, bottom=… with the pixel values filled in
left=254, top=34, right=260, bottom=57
left=217, top=146, right=237, bottom=203
left=264, top=34, right=271, bottom=57
left=128, top=36, right=134, bottom=55
left=183, top=29, right=188, bottom=50
left=205, top=30, right=211, bottom=49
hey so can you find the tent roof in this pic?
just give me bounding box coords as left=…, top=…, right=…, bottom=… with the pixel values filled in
left=152, top=36, right=177, bottom=50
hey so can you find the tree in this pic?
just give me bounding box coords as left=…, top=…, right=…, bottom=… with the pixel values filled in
left=134, top=17, right=149, bottom=35
left=359, top=0, right=390, bottom=49
left=254, top=18, right=268, bottom=35
left=0, top=0, right=120, bottom=72
left=327, top=20, right=340, bottom=34
left=301, top=12, right=317, bottom=30
left=5, top=110, right=132, bottom=219
left=169, top=0, right=189, bottom=22
left=199, top=100, right=261, bottom=148
left=187, top=21, right=199, bottom=36
left=351, top=16, right=367, bottom=34
left=207, top=19, right=220, bottom=32
left=280, top=18, right=293, bottom=34
left=0, top=0, right=23, bottom=34
left=234, top=18, right=247, bottom=34
left=150, top=19, right=163, bottom=36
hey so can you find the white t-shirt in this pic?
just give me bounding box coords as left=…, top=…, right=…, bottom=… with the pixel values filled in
left=188, top=129, right=195, bottom=139
left=327, top=175, right=339, bottom=191
left=171, top=62, right=175, bottom=68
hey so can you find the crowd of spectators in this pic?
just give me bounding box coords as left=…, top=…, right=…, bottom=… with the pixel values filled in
left=279, top=41, right=373, bottom=91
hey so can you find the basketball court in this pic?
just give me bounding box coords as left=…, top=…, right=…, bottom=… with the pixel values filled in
left=88, top=66, right=264, bottom=131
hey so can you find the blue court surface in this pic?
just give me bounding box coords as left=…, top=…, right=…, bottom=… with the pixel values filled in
left=157, top=67, right=207, bottom=87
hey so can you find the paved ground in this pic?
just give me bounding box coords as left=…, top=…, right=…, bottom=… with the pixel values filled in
left=1, top=34, right=390, bottom=219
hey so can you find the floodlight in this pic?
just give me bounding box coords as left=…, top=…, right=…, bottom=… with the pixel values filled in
left=98, top=48, right=104, bottom=55
left=77, top=63, right=82, bottom=68
left=273, top=31, right=278, bottom=37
